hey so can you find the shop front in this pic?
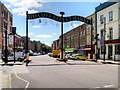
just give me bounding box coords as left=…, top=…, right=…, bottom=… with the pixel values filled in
left=84, top=44, right=95, bottom=56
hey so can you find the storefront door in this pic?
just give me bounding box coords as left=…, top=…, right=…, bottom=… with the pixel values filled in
left=108, top=45, right=112, bottom=59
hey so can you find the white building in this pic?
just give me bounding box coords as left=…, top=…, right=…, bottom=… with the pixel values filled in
left=95, top=1, right=120, bottom=60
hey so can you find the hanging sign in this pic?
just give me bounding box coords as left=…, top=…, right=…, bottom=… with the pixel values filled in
left=9, top=34, right=13, bottom=47
left=27, top=12, right=92, bottom=24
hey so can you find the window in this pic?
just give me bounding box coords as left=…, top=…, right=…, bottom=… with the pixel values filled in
left=119, top=25, right=120, bottom=39
left=92, top=24, right=94, bottom=30
left=83, top=31, right=85, bottom=36
left=87, top=35, right=90, bottom=43
left=109, top=11, right=113, bottom=21
left=80, top=32, right=83, bottom=36
left=87, top=25, right=90, bottom=31
left=119, top=8, right=120, bottom=19
left=115, top=44, right=120, bottom=55
left=100, top=15, right=104, bottom=24
left=109, top=28, right=113, bottom=40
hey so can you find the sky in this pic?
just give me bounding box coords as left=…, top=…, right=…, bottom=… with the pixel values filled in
left=1, top=0, right=108, bottom=46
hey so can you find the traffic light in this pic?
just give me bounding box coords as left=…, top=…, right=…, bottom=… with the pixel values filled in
left=12, top=27, right=16, bottom=35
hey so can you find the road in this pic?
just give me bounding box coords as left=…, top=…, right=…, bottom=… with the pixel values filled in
left=10, top=55, right=118, bottom=88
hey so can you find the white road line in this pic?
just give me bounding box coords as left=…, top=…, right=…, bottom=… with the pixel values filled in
left=8, top=74, right=12, bottom=88
left=93, top=87, right=100, bottom=88
left=15, top=72, right=30, bottom=88
left=104, top=85, right=115, bottom=88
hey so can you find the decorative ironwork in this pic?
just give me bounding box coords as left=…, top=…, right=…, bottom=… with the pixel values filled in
left=27, top=12, right=92, bottom=24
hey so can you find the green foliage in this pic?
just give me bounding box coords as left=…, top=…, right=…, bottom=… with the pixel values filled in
left=40, top=43, right=52, bottom=53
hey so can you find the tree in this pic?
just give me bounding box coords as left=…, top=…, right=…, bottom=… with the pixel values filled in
left=40, top=43, right=52, bottom=54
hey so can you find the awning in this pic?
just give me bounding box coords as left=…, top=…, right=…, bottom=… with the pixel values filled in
left=84, top=48, right=91, bottom=50
left=65, top=48, right=74, bottom=52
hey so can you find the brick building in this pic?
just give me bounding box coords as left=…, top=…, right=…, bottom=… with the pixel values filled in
left=85, top=13, right=96, bottom=56
left=58, top=24, right=87, bottom=55
left=0, top=2, right=13, bottom=57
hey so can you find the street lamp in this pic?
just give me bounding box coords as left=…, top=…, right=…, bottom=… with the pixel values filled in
left=103, top=17, right=106, bottom=61
left=12, top=27, right=16, bottom=63
left=90, top=18, right=93, bottom=59
left=4, top=26, right=8, bottom=64
left=60, top=11, right=65, bottom=60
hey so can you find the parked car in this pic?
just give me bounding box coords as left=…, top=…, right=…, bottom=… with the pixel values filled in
left=48, top=52, right=53, bottom=57
left=38, top=52, right=42, bottom=55
left=33, top=52, right=39, bottom=56
left=65, top=54, right=72, bottom=59
left=75, top=54, right=88, bottom=60
left=29, top=52, right=34, bottom=56
left=2, top=52, right=24, bottom=62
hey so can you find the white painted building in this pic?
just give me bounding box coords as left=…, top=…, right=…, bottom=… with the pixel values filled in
left=95, top=1, right=120, bottom=60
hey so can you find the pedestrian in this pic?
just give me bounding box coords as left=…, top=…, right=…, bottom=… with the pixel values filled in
left=24, top=51, right=31, bottom=66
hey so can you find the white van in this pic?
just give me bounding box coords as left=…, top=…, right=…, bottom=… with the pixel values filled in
left=8, top=52, right=24, bottom=62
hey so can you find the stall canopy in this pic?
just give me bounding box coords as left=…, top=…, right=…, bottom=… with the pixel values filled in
left=65, top=48, right=74, bottom=53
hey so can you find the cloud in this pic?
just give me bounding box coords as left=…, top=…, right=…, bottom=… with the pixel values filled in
left=4, top=0, right=43, bottom=16
left=4, top=0, right=17, bottom=3
left=32, top=25, right=40, bottom=28
left=13, top=0, right=42, bottom=8
left=4, top=4, right=11, bottom=9
left=52, top=33, right=57, bottom=35
left=12, top=7, right=28, bottom=16
left=72, top=23, right=80, bottom=28
left=35, top=35, right=52, bottom=38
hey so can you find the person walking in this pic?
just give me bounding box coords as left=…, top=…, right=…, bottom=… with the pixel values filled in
left=24, top=51, right=31, bottom=66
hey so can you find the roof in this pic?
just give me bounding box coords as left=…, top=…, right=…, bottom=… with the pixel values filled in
left=95, top=2, right=117, bottom=12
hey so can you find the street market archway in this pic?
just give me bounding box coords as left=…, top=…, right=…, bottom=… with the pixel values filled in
left=26, top=11, right=93, bottom=59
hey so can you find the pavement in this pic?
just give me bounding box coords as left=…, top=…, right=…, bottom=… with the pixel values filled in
left=86, top=59, right=120, bottom=65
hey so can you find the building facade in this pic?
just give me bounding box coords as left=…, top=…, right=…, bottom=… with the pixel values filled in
left=95, top=1, right=120, bottom=60
left=85, top=13, right=96, bottom=56
left=52, top=39, right=59, bottom=50
left=0, top=2, right=13, bottom=57
left=58, top=24, right=87, bottom=55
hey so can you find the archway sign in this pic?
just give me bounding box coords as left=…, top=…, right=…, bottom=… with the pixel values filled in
left=26, top=11, right=93, bottom=59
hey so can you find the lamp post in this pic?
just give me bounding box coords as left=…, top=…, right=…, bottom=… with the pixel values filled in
left=4, top=27, right=8, bottom=64
left=103, top=17, right=106, bottom=61
left=90, top=18, right=93, bottom=59
left=60, top=11, right=65, bottom=60
left=26, top=11, right=29, bottom=53
left=1, top=11, right=4, bottom=59
left=12, top=27, right=16, bottom=63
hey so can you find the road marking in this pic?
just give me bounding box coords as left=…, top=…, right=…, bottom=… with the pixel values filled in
left=9, top=74, right=12, bottom=88
left=104, top=85, right=115, bottom=88
left=15, top=72, right=30, bottom=88
left=92, top=87, right=100, bottom=89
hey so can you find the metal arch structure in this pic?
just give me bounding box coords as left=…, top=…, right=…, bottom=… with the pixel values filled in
left=26, top=11, right=93, bottom=59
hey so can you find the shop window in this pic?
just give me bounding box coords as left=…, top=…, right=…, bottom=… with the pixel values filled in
left=115, top=44, right=120, bottom=55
